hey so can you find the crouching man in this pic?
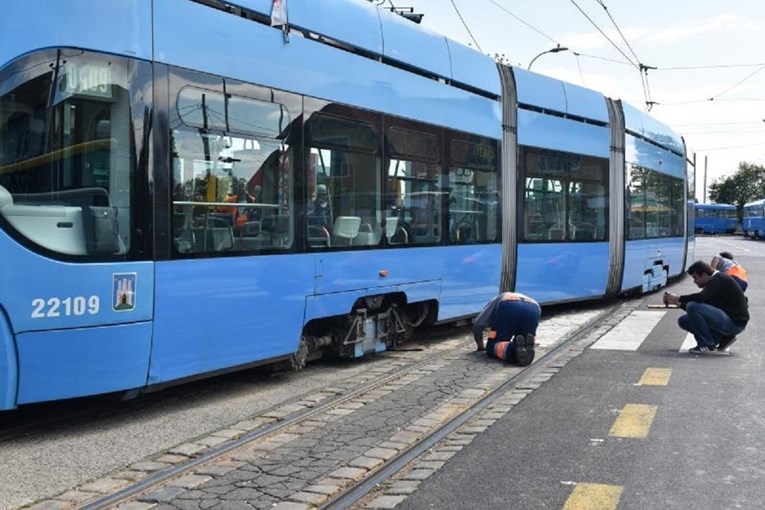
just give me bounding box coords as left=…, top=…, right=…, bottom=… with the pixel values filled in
left=472, top=292, right=540, bottom=366
left=664, top=260, right=749, bottom=354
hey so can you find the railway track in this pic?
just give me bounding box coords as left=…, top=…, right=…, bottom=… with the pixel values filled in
left=60, top=299, right=632, bottom=510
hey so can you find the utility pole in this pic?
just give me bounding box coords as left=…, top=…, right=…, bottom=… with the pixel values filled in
left=703, top=156, right=708, bottom=204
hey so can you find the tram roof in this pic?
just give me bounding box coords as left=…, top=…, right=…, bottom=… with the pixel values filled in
left=227, top=0, right=501, bottom=98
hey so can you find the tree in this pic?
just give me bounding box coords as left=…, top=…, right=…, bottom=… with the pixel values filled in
left=708, top=162, right=765, bottom=221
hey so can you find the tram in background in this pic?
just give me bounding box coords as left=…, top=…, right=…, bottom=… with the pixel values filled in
left=693, top=203, right=738, bottom=235
left=742, top=199, right=765, bottom=239
left=0, top=0, right=694, bottom=410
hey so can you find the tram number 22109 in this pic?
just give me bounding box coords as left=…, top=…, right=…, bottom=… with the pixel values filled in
left=31, top=296, right=101, bottom=318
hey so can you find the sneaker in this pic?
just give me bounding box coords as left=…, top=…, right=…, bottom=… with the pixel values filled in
left=514, top=334, right=535, bottom=366
left=688, top=345, right=712, bottom=355
left=717, top=335, right=738, bottom=351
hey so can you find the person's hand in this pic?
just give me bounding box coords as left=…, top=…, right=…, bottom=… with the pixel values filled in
left=664, top=292, right=679, bottom=306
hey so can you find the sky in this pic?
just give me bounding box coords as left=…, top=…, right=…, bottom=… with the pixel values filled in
left=381, top=0, right=765, bottom=202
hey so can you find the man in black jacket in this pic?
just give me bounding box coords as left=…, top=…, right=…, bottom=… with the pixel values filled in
left=664, top=260, right=749, bottom=354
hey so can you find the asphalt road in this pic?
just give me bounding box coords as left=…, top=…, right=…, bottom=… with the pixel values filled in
left=396, top=236, right=765, bottom=510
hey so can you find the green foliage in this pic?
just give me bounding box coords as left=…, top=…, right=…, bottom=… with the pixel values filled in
left=708, top=162, right=765, bottom=220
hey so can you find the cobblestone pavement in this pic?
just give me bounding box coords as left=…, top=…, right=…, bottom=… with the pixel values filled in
left=24, top=305, right=619, bottom=510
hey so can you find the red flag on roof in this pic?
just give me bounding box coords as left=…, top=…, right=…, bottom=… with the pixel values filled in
left=271, top=0, right=288, bottom=27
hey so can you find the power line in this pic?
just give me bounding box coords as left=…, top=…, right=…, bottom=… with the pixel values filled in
left=567, top=0, right=637, bottom=68
left=708, top=65, right=765, bottom=101
left=594, top=0, right=640, bottom=65
left=448, top=0, right=483, bottom=52
left=591, top=0, right=656, bottom=109
left=572, top=51, right=633, bottom=66
left=485, top=0, right=559, bottom=45
left=696, top=141, right=765, bottom=152
left=658, top=63, right=765, bottom=70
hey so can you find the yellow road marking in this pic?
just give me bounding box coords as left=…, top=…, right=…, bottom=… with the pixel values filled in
left=563, top=483, right=624, bottom=510
left=609, top=403, right=657, bottom=438
left=638, top=368, right=672, bottom=386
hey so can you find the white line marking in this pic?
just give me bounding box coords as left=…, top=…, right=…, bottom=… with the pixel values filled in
left=590, top=311, right=665, bottom=351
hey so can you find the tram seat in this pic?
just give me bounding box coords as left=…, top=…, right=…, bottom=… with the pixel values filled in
left=307, top=225, right=331, bottom=247
left=547, top=226, right=565, bottom=240
left=0, top=185, right=11, bottom=208
left=385, top=216, right=408, bottom=244
left=353, top=221, right=379, bottom=245
left=332, top=216, right=361, bottom=245
left=573, top=223, right=595, bottom=241
left=193, top=225, right=234, bottom=252
left=260, top=214, right=290, bottom=246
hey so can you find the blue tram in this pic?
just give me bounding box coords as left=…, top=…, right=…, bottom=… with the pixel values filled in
left=742, top=199, right=765, bottom=239
left=0, top=0, right=694, bottom=409
left=694, top=203, right=737, bottom=235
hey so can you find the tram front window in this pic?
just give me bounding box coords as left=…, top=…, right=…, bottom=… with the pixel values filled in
left=0, top=49, right=143, bottom=258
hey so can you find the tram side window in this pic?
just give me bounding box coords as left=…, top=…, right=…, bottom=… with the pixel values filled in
left=171, top=87, right=294, bottom=255
left=306, top=111, right=381, bottom=248
left=626, top=164, right=684, bottom=239
left=385, top=125, right=443, bottom=246
left=521, top=147, right=607, bottom=242
left=447, top=137, right=499, bottom=244
left=0, top=50, right=138, bottom=258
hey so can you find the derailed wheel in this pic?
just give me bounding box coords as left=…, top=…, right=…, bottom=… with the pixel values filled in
left=289, top=335, right=311, bottom=371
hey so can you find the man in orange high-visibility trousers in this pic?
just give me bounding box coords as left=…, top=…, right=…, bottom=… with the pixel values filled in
left=472, top=292, right=541, bottom=366
left=711, top=251, right=749, bottom=292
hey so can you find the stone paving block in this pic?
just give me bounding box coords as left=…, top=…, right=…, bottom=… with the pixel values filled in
left=460, top=425, right=488, bottom=434
left=386, top=480, right=420, bottom=495
left=389, top=431, right=420, bottom=444
left=166, top=474, right=212, bottom=488
left=138, top=486, right=187, bottom=503
left=196, top=461, right=244, bottom=476
left=289, top=491, right=327, bottom=505
left=129, top=461, right=171, bottom=473
left=278, top=403, right=310, bottom=413
left=423, top=451, right=456, bottom=461
left=116, top=502, right=157, bottom=510
left=27, top=501, right=69, bottom=510
left=113, top=469, right=150, bottom=482
left=211, top=428, right=243, bottom=439
left=271, top=465, right=303, bottom=476
left=349, top=456, right=384, bottom=470
left=269, top=432, right=300, bottom=444
left=155, top=454, right=188, bottom=464
left=399, top=468, right=434, bottom=481
left=415, top=460, right=445, bottom=470
left=364, top=447, right=398, bottom=460
left=412, top=418, right=441, bottom=428
left=231, top=418, right=270, bottom=431
left=168, top=443, right=207, bottom=456
left=79, top=477, right=127, bottom=493
left=272, top=502, right=310, bottom=510
left=407, top=425, right=429, bottom=433
left=366, top=495, right=407, bottom=509
left=196, top=434, right=230, bottom=447
left=328, top=466, right=367, bottom=480
left=379, top=441, right=407, bottom=450
left=302, top=484, right=341, bottom=496
left=56, top=490, right=97, bottom=502
left=327, top=408, right=355, bottom=416
left=263, top=409, right=294, bottom=420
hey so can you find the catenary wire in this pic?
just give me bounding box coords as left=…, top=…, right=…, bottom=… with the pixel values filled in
left=449, top=0, right=483, bottom=52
